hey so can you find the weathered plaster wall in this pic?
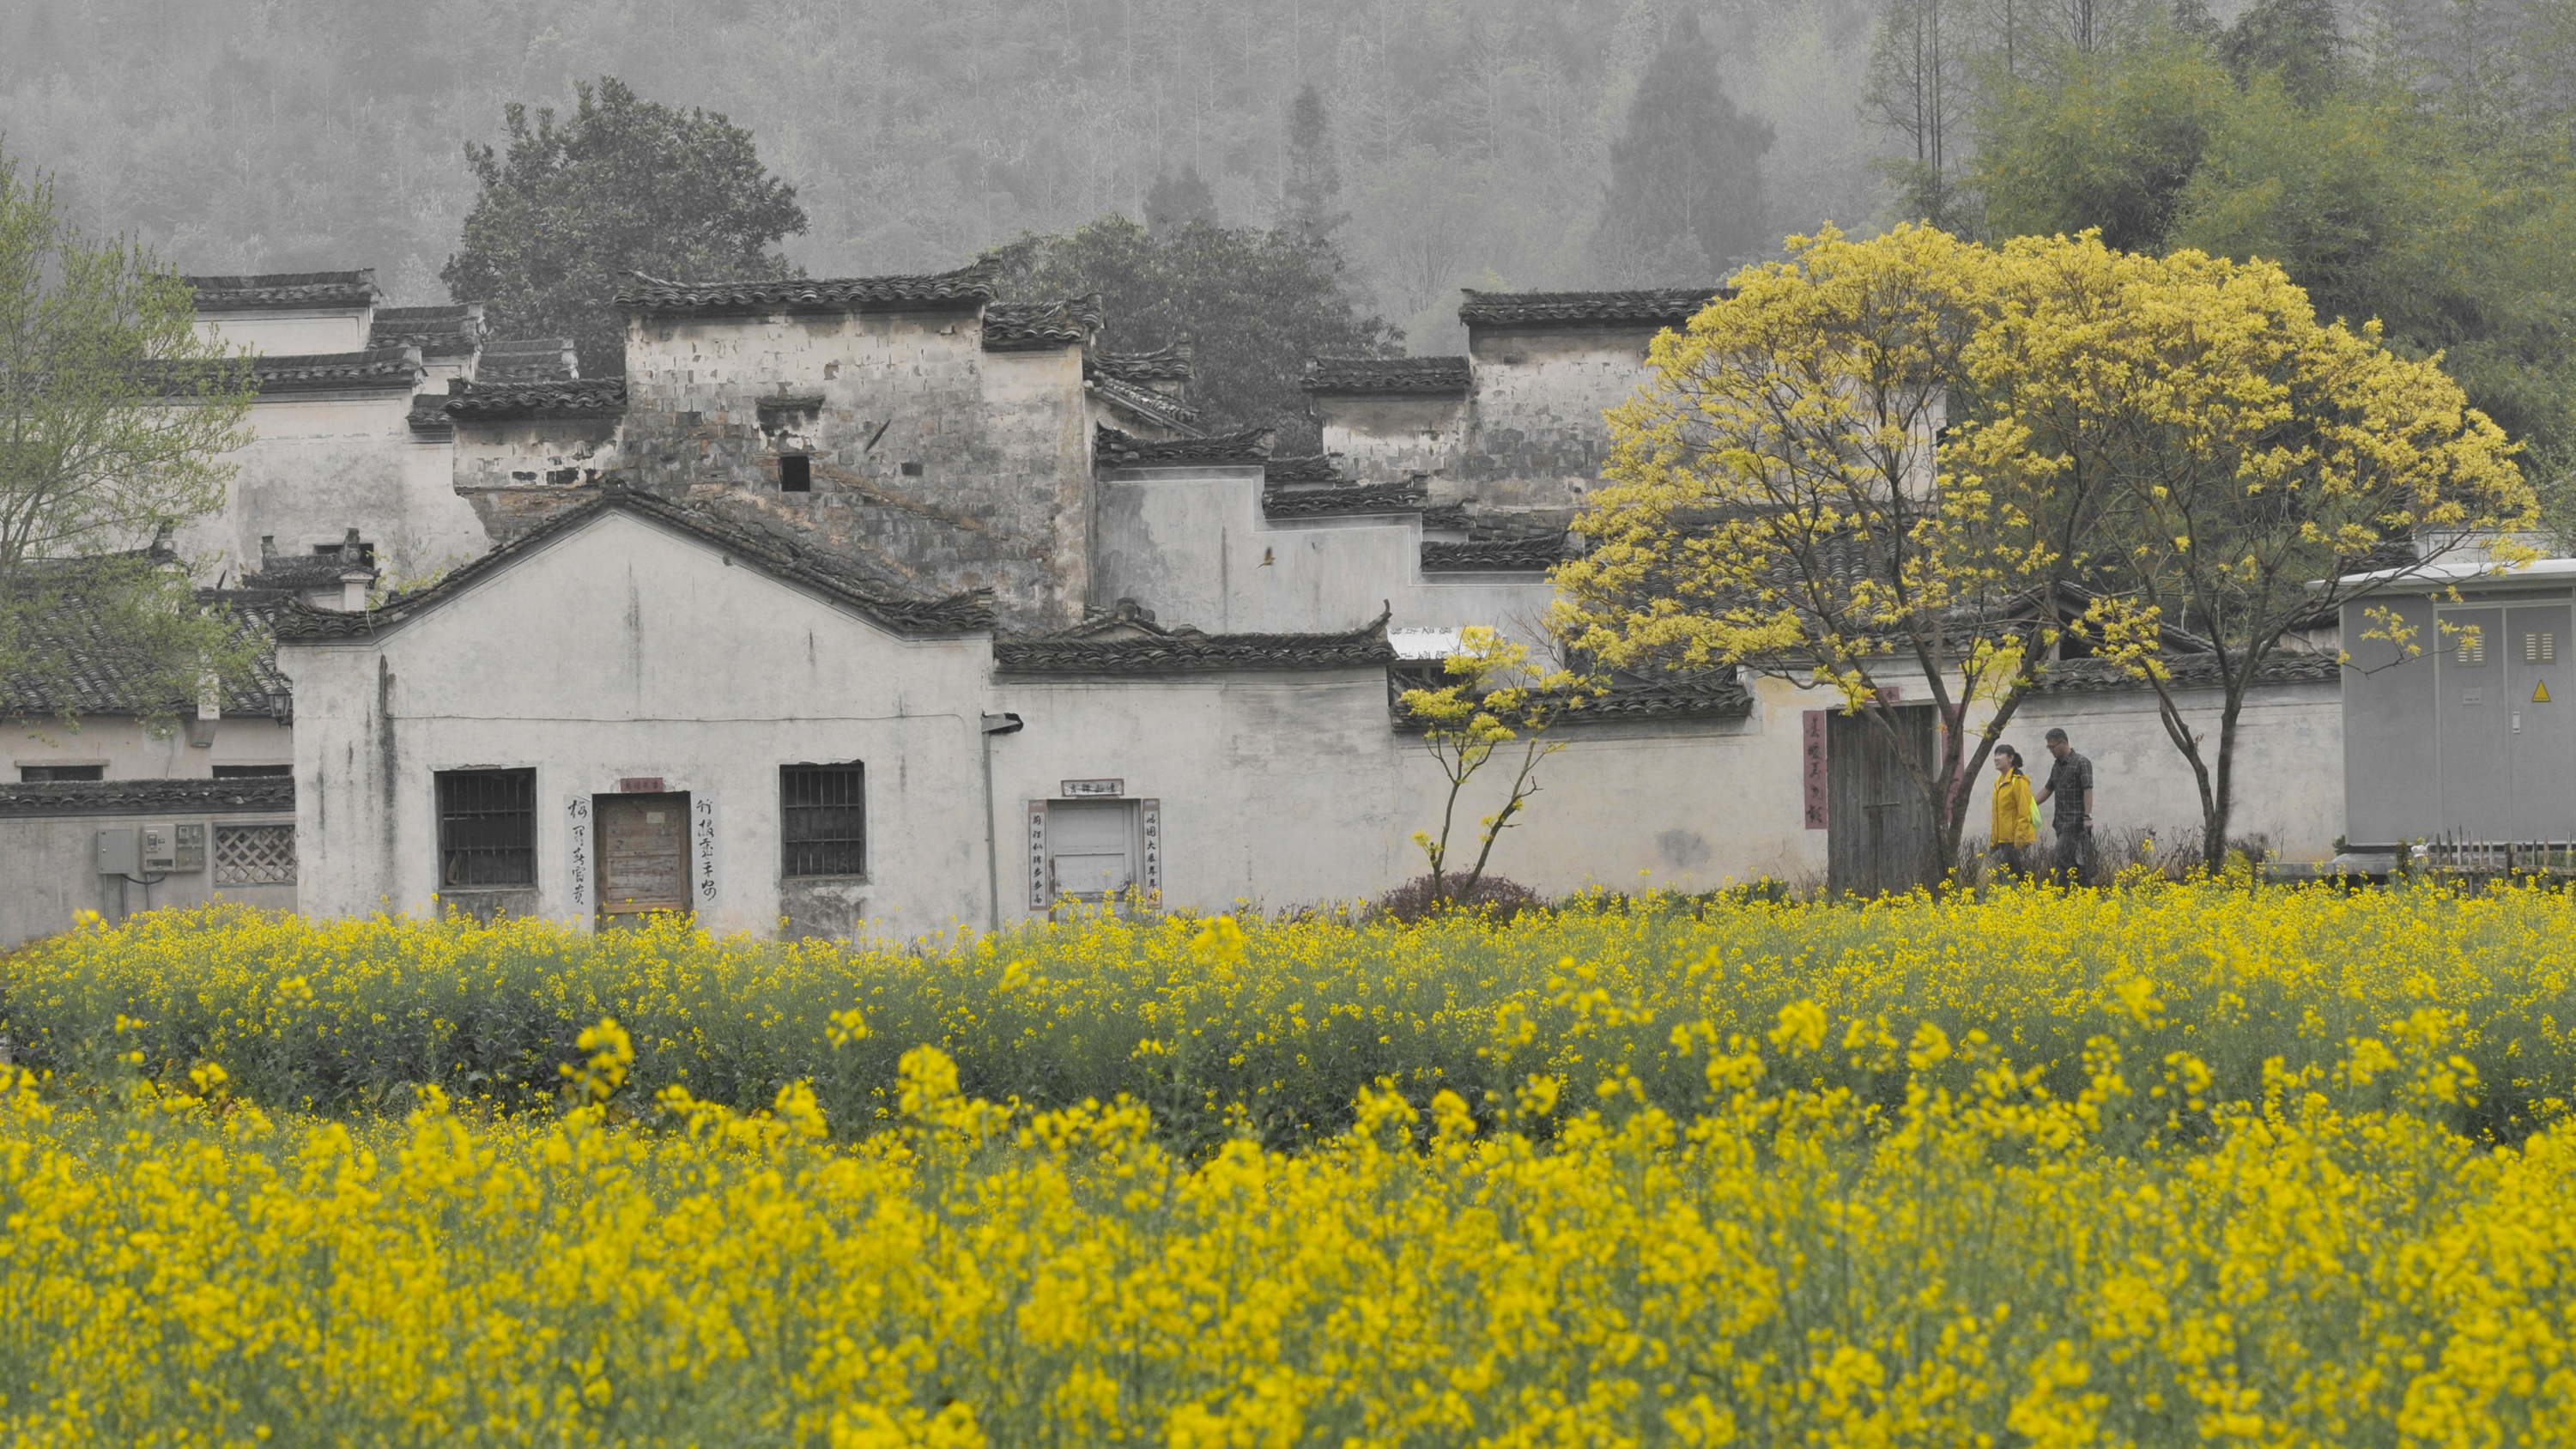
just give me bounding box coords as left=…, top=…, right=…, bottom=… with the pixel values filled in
left=988, top=670, right=1794, bottom=916
left=0, top=809, right=296, bottom=951
left=278, top=510, right=998, bottom=940
left=197, top=309, right=372, bottom=356
left=9, top=717, right=294, bottom=780
left=1092, top=466, right=1560, bottom=643
left=1458, top=327, right=1658, bottom=512
left=1315, top=395, right=1469, bottom=486
left=174, top=392, right=492, bottom=585
left=454, top=418, right=623, bottom=491
left=1807, top=664, right=2349, bottom=865
left=1999, top=682, right=2347, bottom=861
left=619, top=310, right=1093, bottom=628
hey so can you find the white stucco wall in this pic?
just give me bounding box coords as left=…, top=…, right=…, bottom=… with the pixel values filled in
left=987, top=668, right=1808, bottom=915
left=174, top=391, right=489, bottom=587
left=9, top=716, right=294, bottom=780
left=0, top=808, right=298, bottom=950
left=196, top=308, right=373, bottom=356
left=1092, top=466, right=1562, bottom=645
left=2002, top=679, right=2345, bottom=860
left=278, top=508, right=999, bottom=938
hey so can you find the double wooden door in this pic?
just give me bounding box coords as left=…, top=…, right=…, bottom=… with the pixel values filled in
left=597, top=791, right=690, bottom=923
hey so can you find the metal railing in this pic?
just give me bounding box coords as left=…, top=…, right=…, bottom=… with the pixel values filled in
left=2416, top=832, right=2576, bottom=875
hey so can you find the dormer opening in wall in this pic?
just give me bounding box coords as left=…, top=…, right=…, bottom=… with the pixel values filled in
left=779, top=454, right=813, bottom=492
left=313, top=537, right=376, bottom=567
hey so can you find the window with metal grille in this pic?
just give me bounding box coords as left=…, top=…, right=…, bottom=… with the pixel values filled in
left=18, top=764, right=102, bottom=781
left=214, top=823, right=295, bottom=885
left=436, top=768, right=536, bottom=888
left=781, top=762, right=864, bottom=877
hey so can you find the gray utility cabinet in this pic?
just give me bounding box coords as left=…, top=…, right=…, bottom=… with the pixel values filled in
left=2344, top=588, right=2576, bottom=846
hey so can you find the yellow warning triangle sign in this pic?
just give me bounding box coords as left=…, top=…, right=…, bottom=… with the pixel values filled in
left=2537, top=680, right=2553, bottom=703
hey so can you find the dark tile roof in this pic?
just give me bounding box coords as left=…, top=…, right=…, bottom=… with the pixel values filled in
left=0, top=586, right=291, bottom=720
left=615, top=264, right=997, bottom=317
left=441, top=378, right=627, bottom=423
left=368, top=304, right=482, bottom=359
left=1391, top=671, right=1752, bottom=728
left=1094, top=348, right=1191, bottom=384
left=407, top=391, right=458, bottom=436
left=270, top=487, right=992, bottom=644
left=476, top=336, right=579, bottom=381
left=1421, top=534, right=1567, bottom=573
left=1094, top=425, right=1271, bottom=469
left=1421, top=501, right=1472, bottom=531
left=2030, top=650, right=2343, bottom=694
left=983, top=296, right=1103, bottom=351
left=0, top=775, right=294, bottom=818
left=242, top=532, right=376, bottom=593
left=246, top=347, right=422, bottom=395
left=186, top=270, right=379, bottom=312
left=1578, top=675, right=1754, bottom=721
left=996, top=609, right=1394, bottom=676
left=1458, top=288, right=1723, bottom=330
left=1088, top=373, right=1200, bottom=433
left=1263, top=454, right=1346, bottom=487
left=1303, top=356, right=1471, bottom=395
left=1264, top=481, right=1427, bottom=520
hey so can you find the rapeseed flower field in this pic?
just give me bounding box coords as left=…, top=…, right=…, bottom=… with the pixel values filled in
left=1, top=882, right=2572, bottom=1444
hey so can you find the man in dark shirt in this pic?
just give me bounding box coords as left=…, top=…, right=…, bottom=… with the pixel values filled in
left=2035, top=727, right=2095, bottom=886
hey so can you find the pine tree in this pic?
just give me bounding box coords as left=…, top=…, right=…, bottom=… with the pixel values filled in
left=440, top=78, right=807, bottom=378
left=1593, top=14, right=1775, bottom=284
left=1282, top=84, right=1346, bottom=242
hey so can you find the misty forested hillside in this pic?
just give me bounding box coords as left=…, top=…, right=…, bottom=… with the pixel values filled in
left=0, top=0, right=1885, bottom=349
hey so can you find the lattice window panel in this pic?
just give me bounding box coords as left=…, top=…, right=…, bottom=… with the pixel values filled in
left=214, top=824, right=295, bottom=886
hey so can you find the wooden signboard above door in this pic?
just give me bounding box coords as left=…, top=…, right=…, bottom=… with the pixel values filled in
left=598, top=791, right=690, bottom=924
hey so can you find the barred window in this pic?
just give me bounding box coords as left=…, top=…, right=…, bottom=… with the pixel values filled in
left=781, top=762, right=864, bottom=878
left=436, top=768, right=536, bottom=888
left=19, top=764, right=102, bottom=781
left=215, top=823, right=296, bottom=885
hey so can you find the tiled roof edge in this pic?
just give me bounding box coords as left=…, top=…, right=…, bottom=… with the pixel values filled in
left=270, top=487, right=993, bottom=644
left=1458, top=288, right=1724, bottom=330
left=0, top=776, right=295, bottom=818
left=994, top=610, right=1394, bottom=676
left=1303, top=355, right=1471, bottom=395
left=1264, top=481, right=1427, bottom=519
left=188, top=270, right=379, bottom=312
left=1094, top=424, right=1270, bottom=469
left=1421, top=534, right=1567, bottom=573
left=615, top=263, right=998, bottom=316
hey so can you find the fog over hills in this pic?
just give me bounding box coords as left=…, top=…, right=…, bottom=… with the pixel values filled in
left=0, top=0, right=1895, bottom=349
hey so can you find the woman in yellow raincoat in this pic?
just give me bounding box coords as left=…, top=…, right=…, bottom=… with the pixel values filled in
left=1989, top=745, right=2037, bottom=879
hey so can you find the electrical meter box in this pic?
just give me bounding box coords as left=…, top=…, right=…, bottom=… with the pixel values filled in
left=172, top=822, right=206, bottom=873
left=139, top=822, right=177, bottom=873
left=96, top=827, right=139, bottom=877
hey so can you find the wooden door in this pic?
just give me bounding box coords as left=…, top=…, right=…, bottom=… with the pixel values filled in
left=1826, top=705, right=1939, bottom=898
left=597, top=792, right=690, bottom=923
left=1047, top=801, right=1136, bottom=901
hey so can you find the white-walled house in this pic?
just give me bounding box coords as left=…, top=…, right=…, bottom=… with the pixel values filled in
left=0, top=261, right=2365, bottom=946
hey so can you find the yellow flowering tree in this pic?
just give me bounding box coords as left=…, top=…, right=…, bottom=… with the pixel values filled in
left=1553, top=226, right=2129, bottom=886
left=1397, top=626, right=1591, bottom=909
left=2064, top=249, right=2532, bottom=862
